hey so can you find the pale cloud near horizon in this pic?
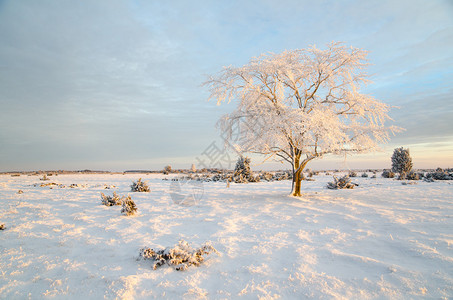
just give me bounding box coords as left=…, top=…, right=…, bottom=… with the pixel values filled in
left=0, top=0, right=452, bottom=171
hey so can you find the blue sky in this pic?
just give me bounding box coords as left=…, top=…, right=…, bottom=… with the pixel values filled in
left=0, top=0, right=452, bottom=171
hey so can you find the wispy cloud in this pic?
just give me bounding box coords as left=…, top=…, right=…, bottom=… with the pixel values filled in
left=1, top=0, right=452, bottom=170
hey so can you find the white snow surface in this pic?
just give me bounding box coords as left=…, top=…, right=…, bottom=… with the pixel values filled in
left=1, top=173, right=452, bottom=299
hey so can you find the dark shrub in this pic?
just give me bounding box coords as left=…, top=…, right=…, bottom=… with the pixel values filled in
left=382, top=170, right=395, bottom=178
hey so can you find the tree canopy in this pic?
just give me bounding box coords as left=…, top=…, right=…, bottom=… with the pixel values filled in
left=205, top=42, right=400, bottom=195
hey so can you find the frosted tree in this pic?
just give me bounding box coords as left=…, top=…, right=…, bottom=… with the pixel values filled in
left=205, top=42, right=399, bottom=196
left=391, top=147, right=413, bottom=179
left=191, top=164, right=197, bottom=173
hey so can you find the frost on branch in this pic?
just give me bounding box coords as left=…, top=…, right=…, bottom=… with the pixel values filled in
left=391, top=147, right=413, bottom=179
left=130, top=178, right=150, bottom=192
left=326, top=176, right=358, bottom=189
left=139, top=240, right=218, bottom=271
left=205, top=42, right=400, bottom=196
left=121, top=196, right=137, bottom=216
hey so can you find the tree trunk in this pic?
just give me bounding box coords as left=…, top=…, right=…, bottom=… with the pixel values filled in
left=292, top=170, right=302, bottom=196
left=291, top=152, right=310, bottom=196
left=292, top=154, right=303, bottom=197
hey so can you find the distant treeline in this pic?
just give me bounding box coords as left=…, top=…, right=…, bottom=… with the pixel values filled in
left=1, top=167, right=451, bottom=176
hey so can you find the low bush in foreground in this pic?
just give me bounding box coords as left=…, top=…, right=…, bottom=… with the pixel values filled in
left=405, top=171, right=420, bottom=181
left=100, top=191, right=123, bottom=206
left=425, top=168, right=453, bottom=181
left=326, top=176, right=358, bottom=189
left=348, top=171, right=358, bottom=177
left=139, top=240, right=218, bottom=271
left=381, top=170, right=395, bottom=178
left=40, top=174, right=50, bottom=181
left=121, top=196, right=137, bottom=216
left=131, top=178, right=150, bottom=192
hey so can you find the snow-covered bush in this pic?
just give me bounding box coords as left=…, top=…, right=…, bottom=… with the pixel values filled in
left=326, top=176, right=358, bottom=189
left=391, top=147, right=413, bottom=179
left=233, top=156, right=254, bottom=183
left=17, top=190, right=24, bottom=194
left=121, top=196, right=137, bottom=216
left=139, top=240, right=218, bottom=271
left=163, top=165, right=172, bottom=175
left=405, top=171, right=420, bottom=181
left=276, top=171, right=292, bottom=181
left=349, top=171, right=358, bottom=177
left=100, top=191, right=123, bottom=206
left=130, top=178, right=150, bottom=192
left=261, top=172, right=274, bottom=181
left=40, top=174, right=49, bottom=181
left=381, top=170, right=395, bottom=178
left=425, top=168, right=453, bottom=180
left=361, top=172, right=368, bottom=178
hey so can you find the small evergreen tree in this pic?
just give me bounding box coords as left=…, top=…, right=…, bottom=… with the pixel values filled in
left=391, top=147, right=413, bottom=179
left=233, top=156, right=254, bottom=183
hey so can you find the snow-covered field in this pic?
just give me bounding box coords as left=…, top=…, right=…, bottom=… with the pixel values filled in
left=1, top=173, right=452, bottom=299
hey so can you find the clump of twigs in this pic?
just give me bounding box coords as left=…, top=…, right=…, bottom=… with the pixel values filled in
left=139, top=240, right=218, bottom=271
left=326, top=175, right=358, bottom=189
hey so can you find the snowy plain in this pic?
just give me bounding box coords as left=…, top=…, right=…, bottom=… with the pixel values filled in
left=0, top=173, right=452, bottom=299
